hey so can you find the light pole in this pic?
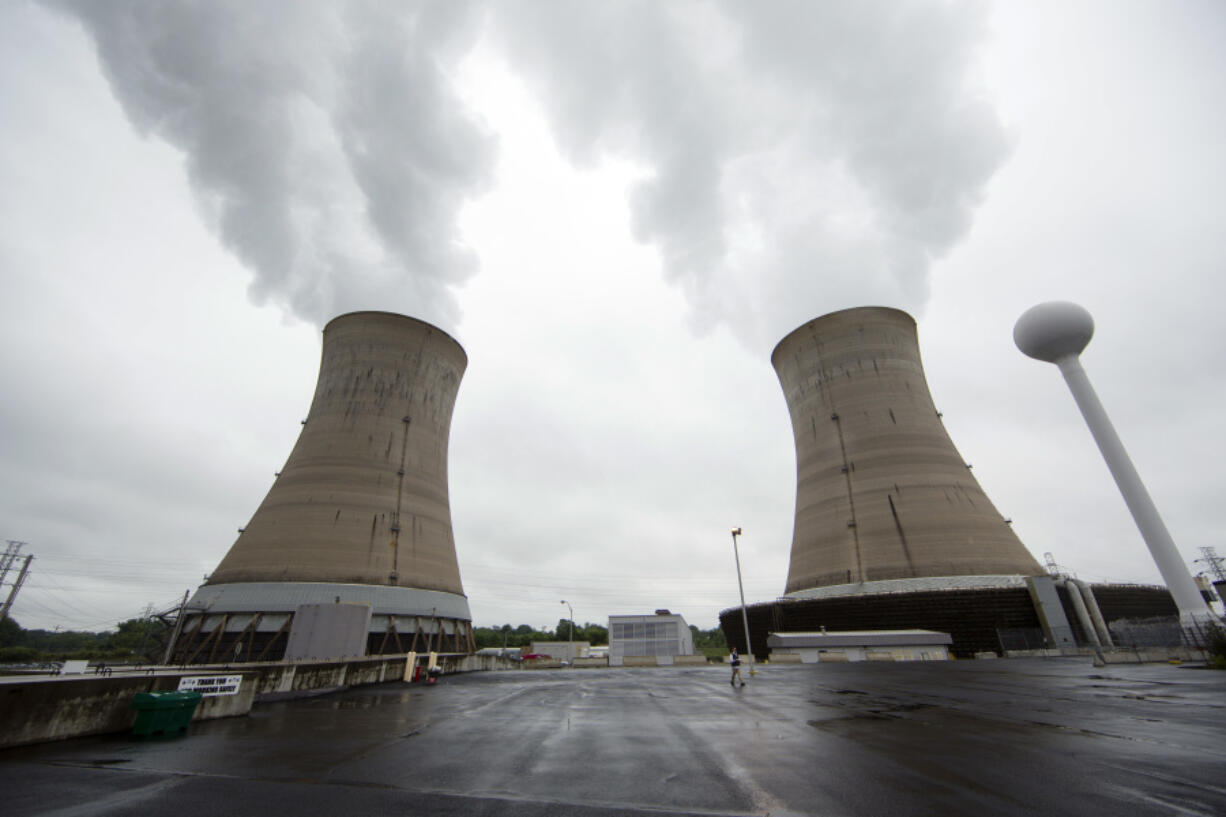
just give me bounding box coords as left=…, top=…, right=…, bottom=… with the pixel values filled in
left=731, top=527, right=754, bottom=673
left=560, top=599, right=574, bottom=663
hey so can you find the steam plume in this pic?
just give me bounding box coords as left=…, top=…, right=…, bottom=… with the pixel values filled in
left=53, top=0, right=1006, bottom=345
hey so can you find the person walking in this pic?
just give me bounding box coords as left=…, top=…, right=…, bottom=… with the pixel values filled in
left=730, top=647, right=744, bottom=687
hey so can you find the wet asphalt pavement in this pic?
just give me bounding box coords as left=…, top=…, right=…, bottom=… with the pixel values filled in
left=2, top=658, right=1224, bottom=816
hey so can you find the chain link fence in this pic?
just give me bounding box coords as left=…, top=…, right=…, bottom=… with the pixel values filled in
left=1107, top=616, right=1221, bottom=649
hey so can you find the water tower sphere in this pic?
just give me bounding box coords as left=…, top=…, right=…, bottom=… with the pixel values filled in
left=1013, top=301, right=1095, bottom=363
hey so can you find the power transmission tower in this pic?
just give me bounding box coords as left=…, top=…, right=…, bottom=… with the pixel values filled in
left=135, top=603, right=155, bottom=660
left=1043, top=552, right=1066, bottom=578
left=0, top=541, right=24, bottom=589
left=1195, top=547, right=1226, bottom=584
left=1, top=554, right=33, bottom=621
left=160, top=591, right=191, bottom=665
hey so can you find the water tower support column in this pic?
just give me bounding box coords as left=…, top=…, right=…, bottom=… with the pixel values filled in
left=1015, top=302, right=1211, bottom=624
left=1053, top=354, right=1206, bottom=621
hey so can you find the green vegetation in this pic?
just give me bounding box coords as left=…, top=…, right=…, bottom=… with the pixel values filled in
left=473, top=622, right=609, bottom=649
left=0, top=616, right=169, bottom=665
left=691, top=625, right=727, bottom=659
left=473, top=622, right=728, bottom=659
left=1, top=614, right=732, bottom=663
left=1206, top=623, right=1226, bottom=669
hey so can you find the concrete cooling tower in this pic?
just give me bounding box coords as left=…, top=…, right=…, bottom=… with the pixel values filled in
left=771, top=306, right=1043, bottom=593
left=170, top=312, right=473, bottom=663
left=722, top=307, right=1181, bottom=659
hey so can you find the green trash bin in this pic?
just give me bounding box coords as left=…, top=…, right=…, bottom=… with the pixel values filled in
left=131, top=691, right=203, bottom=736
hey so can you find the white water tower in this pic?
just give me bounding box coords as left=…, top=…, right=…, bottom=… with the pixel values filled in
left=1014, top=301, right=1211, bottom=624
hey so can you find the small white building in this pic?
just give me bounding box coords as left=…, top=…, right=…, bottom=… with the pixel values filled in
left=608, top=611, right=695, bottom=666
left=767, top=630, right=952, bottom=663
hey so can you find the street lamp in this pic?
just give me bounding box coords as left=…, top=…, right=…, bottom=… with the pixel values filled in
left=560, top=599, right=574, bottom=663
left=730, top=527, right=755, bottom=674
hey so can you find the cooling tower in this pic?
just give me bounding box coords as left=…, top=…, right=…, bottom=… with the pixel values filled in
left=772, top=307, right=1042, bottom=596
left=172, top=312, right=473, bottom=663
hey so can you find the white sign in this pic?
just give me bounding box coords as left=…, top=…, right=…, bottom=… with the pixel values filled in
left=178, top=675, right=243, bottom=696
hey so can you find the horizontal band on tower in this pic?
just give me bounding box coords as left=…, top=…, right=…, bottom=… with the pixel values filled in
left=187, top=581, right=472, bottom=621
left=781, top=574, right=1031, bottom=600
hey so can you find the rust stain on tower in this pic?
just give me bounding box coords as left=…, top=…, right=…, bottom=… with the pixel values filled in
left=172, top=312, right=472, bottom=663
left=772, top=307, right=1042, bottom=595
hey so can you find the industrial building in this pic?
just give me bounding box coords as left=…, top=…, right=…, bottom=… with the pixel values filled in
left=722, top=307, right=1180, bottom=658
left=608, top=611, right=695, bottom=666
left=169, top=312, right=473, bottom=663
left=767, top=629, right=953, bottom=663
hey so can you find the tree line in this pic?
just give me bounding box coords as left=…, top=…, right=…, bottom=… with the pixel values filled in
left=473, top=620, right=728, bottom=658
left=0, top=616, right=169, bottom=664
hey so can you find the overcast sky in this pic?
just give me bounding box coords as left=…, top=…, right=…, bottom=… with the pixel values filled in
left=2, top=1, right=1223, bottom=633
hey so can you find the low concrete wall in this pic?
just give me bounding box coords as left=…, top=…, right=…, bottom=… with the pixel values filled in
left=1004, top=649, right=1067, bottom=658
left=0, top=672, right=256, bottom=749
left=1001, top=646, right=1207, bottom=664
left=768, top=654, right=803, bottom=665
left=233, top=658, right=401, bottom=697
left=6, top=649, right=764, bottom=748
left=1, top=653, right=521, bottom=749
left=674, top=655, right=709, bottom=666
left=621, top=656, right=658, bottom=668
left=571, top=657, right=608, bottom=668
left=448, top=654, right=519, bottom=672
left=1095, top=646, right=1206, bottom=665
left=613, top=655, right=709, bottom=668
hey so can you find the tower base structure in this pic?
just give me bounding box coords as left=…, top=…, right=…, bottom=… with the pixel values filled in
left=169, top=582, right=474, bottom=665
left=720, top=581, right=1182, bottom=660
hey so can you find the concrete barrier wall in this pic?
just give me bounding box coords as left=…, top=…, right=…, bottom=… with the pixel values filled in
left=0, top=673, right=256, bottom=749
left=673, top=655, right=708, bottom=666
left=610, top=655, right=712, bottom=668
left=572, top=657, right=609, bottom=668
left=1001, top=646, right=1207, bottom=663
left=0, top=653, right=520, bottom=749
left=621, top=656, right=658, bottom=667
left=1004, top=649, right=1067, bottom=658
left=768, top=654, right=804, bottom=664
left=290, top=662, right=349, bottom=692
left=447, top=654, right=516, bottom=672
left=1096, top=646, right=1206, bottom=664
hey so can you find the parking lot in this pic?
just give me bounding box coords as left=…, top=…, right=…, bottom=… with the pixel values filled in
left=2, top=658, right=1224, bottom=816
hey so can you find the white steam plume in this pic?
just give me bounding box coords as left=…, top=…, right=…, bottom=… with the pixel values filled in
left=52, top=1, right=1006, bottom=345
left=50, top=0, right=494, bottom=330
left=489, top=0, right=1009, bottom=347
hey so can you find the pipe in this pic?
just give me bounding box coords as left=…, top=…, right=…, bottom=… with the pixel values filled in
left=1072, top=579, right=1114, bottom=648
left=1058, top=577, right=1100, bottom=648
